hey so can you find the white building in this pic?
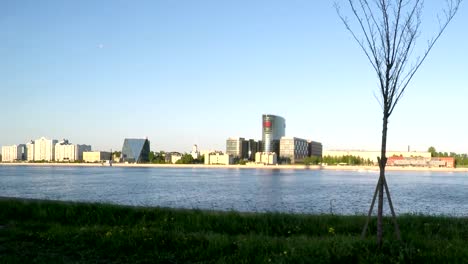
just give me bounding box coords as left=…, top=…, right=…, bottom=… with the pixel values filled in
left=55, top=139, right=91, bottom=162
left=191, top=144, right=200, bottom=160
left=205, top=152, right=233, bottom=165
left=26, top=140, right=35, bottom=161
left=34, top=137, right=58, bottom=161
left=255, top=152, right=278, bottom=165
left=1, top=144, right=26, bottom=162
left=279, top=137, right=309, bottom=164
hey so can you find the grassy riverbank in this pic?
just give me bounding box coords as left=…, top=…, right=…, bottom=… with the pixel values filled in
left=0, top=198, right=467, bottom=263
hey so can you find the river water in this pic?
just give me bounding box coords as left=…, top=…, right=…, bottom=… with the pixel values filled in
left=0, top=166, right=467, bottom=216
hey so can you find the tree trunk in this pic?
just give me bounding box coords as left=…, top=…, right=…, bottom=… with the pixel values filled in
left=377, top=114, right=389, bottom=246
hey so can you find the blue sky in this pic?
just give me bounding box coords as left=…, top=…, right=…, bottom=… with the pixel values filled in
left=1, top=1, right=467, bottom=153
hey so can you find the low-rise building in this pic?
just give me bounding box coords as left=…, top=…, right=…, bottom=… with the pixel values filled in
left=323, top=150, right=431, bottom=164
left=279, top=137, right=309, bottom=164
left=83, top=151, right=111, bottom=163
left=308, top=141, right=323, bottom=157
left=430, top=157, right=455, bottom=168
left=205, top=152, right=233, bottom=165
left=255, top=152, right=278, bottom=165
left=166, top=152, right=183, bottom=164
left=387, top=156, right=455, bottom=168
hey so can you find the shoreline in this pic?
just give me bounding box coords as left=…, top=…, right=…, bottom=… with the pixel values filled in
left=1, top=162, right=467, bottom=172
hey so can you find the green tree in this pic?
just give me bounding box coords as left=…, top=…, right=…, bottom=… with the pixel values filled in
left=155, top=152, right=167, bottom=164
left=428, top=146, right=437, bottom=157
left=304, top=156, right=321, bottom=165
left=176, top=154, right=194, bottom=164
left=148, top=151, right=155, bottom=163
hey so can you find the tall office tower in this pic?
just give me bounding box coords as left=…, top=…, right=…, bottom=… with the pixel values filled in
left=262, top=114, right=286, bottom=155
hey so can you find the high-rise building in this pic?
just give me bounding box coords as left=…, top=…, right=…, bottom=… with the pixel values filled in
left=121, top=138, right=150, bottom=163
left=247, top=139, right=259, bottom=161
left=1, top=144, right=26, bottom=162
left=262, top=114, right=286, bottom=155
left=34, top=137, right=58, bottom=161
left=55, top=139, right=92, bottom=162
left=226, top=137, right=250, bottom=160
left=26, top=140, right=35, bottom=161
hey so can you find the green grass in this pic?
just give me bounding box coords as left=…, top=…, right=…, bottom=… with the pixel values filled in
left=0, top=198, right=467, bottom=263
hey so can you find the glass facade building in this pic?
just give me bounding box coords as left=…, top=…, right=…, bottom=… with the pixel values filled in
left=121, top=138, right=150, bottom=163
left=262, top=114, right=286, bottom=155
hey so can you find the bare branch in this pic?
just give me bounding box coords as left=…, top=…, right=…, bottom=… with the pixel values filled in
left=337, top=0, right=462, bottom=246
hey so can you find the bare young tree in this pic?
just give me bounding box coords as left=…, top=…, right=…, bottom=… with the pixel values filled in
left=335, top=0, right=462, bottom=246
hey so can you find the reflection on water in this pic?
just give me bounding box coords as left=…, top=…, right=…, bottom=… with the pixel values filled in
left=0, top=166, right=467, bottom=216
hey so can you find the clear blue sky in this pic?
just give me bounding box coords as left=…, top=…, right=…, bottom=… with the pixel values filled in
left=1, top=1, right=467, bottom=153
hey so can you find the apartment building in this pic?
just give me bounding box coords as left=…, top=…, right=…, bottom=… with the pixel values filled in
left=1, top=144, right=26, bottom=162
left=55, top=139, right=92, bottom=162
left=34, top=137, right=58, bottom=161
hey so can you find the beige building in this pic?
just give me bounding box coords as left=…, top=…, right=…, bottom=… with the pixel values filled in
left=205, top=152, right=233, bottom=165
left=279, top=137, right=309, bottom=164
left=34, top=137, right=58, bottom=161
left=26, top=141, right=35, bottom=161
left=255, top=152, right=278, bottom=165
left=1, top=144, right=26, bottom=162
left=165, top=152, right=183, bottom=164
left=83, top=151, right=111, bottom=163
left=55, top=139, right=91, bottom=162
left=323, top=150, right=431, bottom=163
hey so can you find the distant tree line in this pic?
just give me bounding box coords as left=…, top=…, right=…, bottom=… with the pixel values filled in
left=297, top=155, right=373, bottom=166
left=321, top=155, right=373, bottom=166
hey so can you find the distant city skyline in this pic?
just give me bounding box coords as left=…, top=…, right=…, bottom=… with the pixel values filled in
left=1, top=1, right=467, bottom=153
